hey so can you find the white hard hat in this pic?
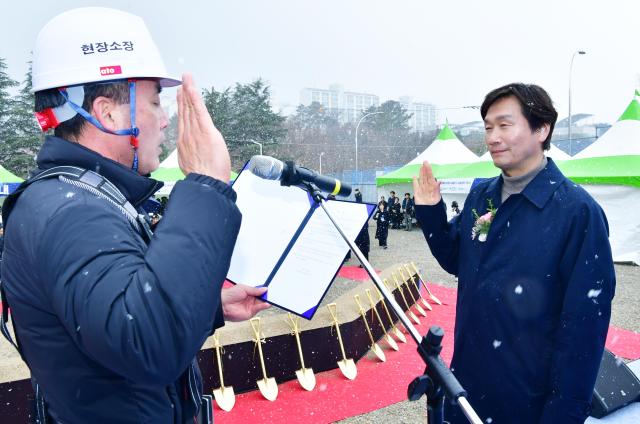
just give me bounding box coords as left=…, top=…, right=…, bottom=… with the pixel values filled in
left=32, top=7, right=181, bottom=92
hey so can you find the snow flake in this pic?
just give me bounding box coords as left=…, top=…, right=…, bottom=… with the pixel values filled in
left=492, top=340, right=502, bottom=349
left=588, top=289, right=602, bottom=299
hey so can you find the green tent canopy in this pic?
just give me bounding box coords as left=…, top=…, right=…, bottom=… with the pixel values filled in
left=0, top=165, right=24, bottom=183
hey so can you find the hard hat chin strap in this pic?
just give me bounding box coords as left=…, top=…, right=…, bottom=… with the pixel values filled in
left=57, top=80, right=141, bottom=172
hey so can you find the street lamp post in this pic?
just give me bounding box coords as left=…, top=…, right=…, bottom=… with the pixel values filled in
left=355, top=111, right=383, bottom=183
left=249, top=139, right=263, bottom=156
left=568, top=50, right=586, bottom=156
left=319, top=152, right=325, bottom=174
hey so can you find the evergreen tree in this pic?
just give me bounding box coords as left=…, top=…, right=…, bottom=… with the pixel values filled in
left=0, top=58, right=19, bottom=156
left=1, top=62, right=41, bottom=177
left=364, top=100, right=413, bottom=133
left=201, top=79, right=286, bottom=167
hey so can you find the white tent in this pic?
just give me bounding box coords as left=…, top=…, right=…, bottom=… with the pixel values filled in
left=378, top=123, right=479, bottom=218
left=574, top=91, right=640, bottom=158
left=565, top=90, right=640, bottom=264
left=409, top=122, right=479, bottom=165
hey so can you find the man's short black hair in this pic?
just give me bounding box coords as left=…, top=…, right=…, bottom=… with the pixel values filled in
left=480, top=83, right=558, bottom=150
left=34, top=81, right=131, bottom=141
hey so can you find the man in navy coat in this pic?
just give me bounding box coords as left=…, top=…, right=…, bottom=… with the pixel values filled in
left=413, top=83, right=615, bottom=423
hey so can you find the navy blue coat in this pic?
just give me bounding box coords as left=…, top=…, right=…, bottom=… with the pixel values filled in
left=415, top=159, right=615, bottom=424
left=2, top=137, right=241, bottom=423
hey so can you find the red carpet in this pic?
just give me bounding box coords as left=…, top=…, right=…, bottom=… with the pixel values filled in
left=214, top=283, right=640, bottom=424
left=336, top=265, right=381, bottom=282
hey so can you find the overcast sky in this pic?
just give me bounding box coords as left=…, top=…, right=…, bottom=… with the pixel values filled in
left=2, top=0, right=639, bottom=124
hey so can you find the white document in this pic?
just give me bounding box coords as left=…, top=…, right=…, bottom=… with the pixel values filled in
left=227, top=169, right=374, bottom=319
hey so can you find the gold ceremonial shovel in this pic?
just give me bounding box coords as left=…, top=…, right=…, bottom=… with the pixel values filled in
left=286, top=313, right=316, bottom=391
left=387, top=277, right=421, bottom=326
left=397, top=269, right=428, bottom=316
left=375, top=287, right=407, bottom=343
left=403, top=264, right=433, bottom=311
left=250, top=318, right=278, bottom=401
left=354, top=295, right=386, bottom=362
left=411, top=261, right=442, bottom=305
left=365, top=289, right=399, bottom=351
left=327, top=303, right=357, bottom=380
left=211, top=335, right=235, bottom=411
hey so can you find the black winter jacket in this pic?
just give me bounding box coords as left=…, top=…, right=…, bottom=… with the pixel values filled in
left=2, top=136, right=241, bottom=423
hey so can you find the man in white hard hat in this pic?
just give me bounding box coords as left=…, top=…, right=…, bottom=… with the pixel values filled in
left=1, top=7, right=267, bottom=423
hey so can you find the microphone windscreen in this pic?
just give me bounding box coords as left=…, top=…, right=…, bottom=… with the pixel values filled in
left=247, top=155, right=284, bottom=180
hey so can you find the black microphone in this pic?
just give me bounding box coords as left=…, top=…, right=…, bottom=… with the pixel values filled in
left=247, top=155, right=352, bottom=197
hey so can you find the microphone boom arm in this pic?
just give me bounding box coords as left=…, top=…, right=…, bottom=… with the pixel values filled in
left=307, top=186, right=482, bottom=424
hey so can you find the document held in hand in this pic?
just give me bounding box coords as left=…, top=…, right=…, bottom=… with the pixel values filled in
left=227, top=168, right=375, bottom=319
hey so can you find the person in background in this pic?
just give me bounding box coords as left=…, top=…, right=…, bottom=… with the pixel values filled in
left=354, top=188, right=363, bottom=203
left=378, top=195, right=387, bottom=208
left=373, top=202, right=389, bottom=249
left=401, top=192, right=414, bottom=231
left=387, top=191, right=400, bottom=229
left=451, top=200, right=461, bottom=215
left=353, top=191, right=370, bottom=267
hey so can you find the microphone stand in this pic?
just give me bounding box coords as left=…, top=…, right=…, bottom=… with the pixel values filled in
left=306, top=184, right=482, bottom=424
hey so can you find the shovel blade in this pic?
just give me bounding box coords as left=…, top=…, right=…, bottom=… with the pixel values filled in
left=371, top=343, right=386, bottom=362
left=337, top=359, right=357, bottom=380
left=409, top=311, right=421, bottom=326
left=421, top=298, right=433, bottom=311
left=295, top=367, right=316, bottom=391
left=213, top=386, right=235, bottom=412
left=385, top=334, right=399, bottom=351
left=393, top=326, right=407, bottom=343
left=430, top=293, right=443, bottom=305
left=257, top=377, right=278, bottom=401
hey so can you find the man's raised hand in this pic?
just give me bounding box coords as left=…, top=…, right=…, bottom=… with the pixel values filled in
left=176, top=73, right=231, bottom=182
left=412, top=161, right=442, bottom=205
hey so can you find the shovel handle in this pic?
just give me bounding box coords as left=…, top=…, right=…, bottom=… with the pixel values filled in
left=392, top=275, right=412, bottom=310
left=376, top=287, right=396, bottom=326
left=398, top=270, right=419, bottom=303
left=355, top=295, right=376, bottom=344
left=212, top=335, right=227, bottom=386
left=250, top=318, right=270, bottom=378
left=366, top=289, right=389, bottom=332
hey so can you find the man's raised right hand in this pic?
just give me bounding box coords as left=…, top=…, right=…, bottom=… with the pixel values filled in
left=412, top=161, right=442, bottom=206
left=176, top=73, right=231, bottom=182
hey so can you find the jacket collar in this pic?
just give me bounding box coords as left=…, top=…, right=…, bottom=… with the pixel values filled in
left=36, top=136, right=163, bottom=206
left=485, top=157, right=566, bottom=210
